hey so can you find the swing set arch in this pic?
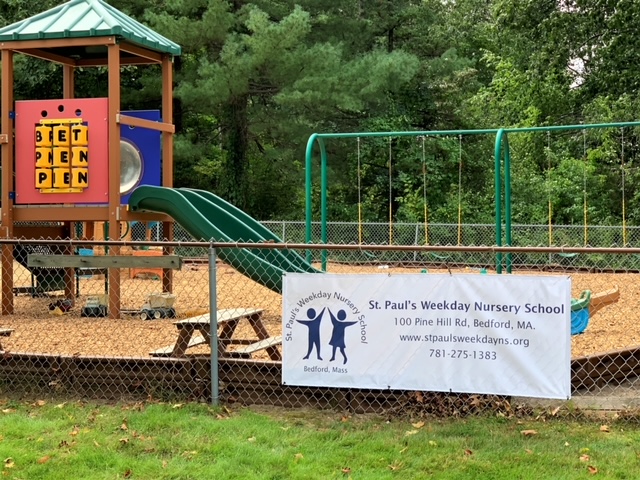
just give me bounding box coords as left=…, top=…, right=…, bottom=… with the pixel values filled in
left=305, top=121, right=640, bottom=272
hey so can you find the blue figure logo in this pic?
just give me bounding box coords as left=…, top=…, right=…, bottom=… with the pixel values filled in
left=296, top=307, right=325, bottom=361
left=328, top=309, right=357, bottom=364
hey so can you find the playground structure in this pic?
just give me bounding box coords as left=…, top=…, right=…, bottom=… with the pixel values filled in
left=0, top=0, right=320, bottom=317
left=0, top=0, right=180, bottom=318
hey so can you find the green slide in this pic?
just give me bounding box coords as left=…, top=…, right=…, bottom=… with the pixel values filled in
left=128, top=186, right=319, bottom=293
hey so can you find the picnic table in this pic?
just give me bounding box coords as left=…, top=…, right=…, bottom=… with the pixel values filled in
left=150, top=308, right=282, bottom=361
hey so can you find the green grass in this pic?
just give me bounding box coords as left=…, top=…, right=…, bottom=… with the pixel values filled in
left=1, top=399, right=640, bottom=479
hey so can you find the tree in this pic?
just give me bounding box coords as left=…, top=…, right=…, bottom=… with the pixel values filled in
left=148, top=1, right=419, bottom=216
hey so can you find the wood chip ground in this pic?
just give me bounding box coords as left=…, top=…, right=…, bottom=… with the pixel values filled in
left=0, top=262, right=635, bottom=360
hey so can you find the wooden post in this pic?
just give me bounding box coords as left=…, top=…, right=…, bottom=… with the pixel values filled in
left=1, top=49, right=14, bottom=314
left=161, top=54, right=174, bottom=294
left=107, top=43, right=121, bottom=319
left=62, top=65, right=75, bottom=99
left=63, top=64, right=76, bottom=302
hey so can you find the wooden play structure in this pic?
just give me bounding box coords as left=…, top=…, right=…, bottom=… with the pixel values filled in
left=0, top=0, right=181, bottom=318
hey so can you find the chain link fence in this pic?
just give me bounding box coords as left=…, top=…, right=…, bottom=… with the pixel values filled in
left=1, top=226, right=640, bottom=417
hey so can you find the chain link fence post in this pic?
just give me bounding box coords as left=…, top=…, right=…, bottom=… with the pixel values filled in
left=209, top=246, right=219, bottom=405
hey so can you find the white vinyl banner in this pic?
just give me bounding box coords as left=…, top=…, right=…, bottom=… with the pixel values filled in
left=282, top=273, right=571, bottom=399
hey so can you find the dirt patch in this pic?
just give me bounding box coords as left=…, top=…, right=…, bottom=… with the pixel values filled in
left=0, top=262, right=636, bottom=359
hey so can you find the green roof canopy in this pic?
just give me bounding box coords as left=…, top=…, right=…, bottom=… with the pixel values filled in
left=0, top=0, right=181, bottom=57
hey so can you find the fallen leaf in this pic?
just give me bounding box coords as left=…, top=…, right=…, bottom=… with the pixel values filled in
left=247, top=437, right=256, bottom=442
left=341, top=415, right=350, bottom=423
left=120, top=423, right=128, bottom=431
left=599, top=425, right=610, bottom=433
left=588, top=465, right=598, bottom=475
left=119, top=438, right=129, bottom=445
left=3, top=458, right=14, bottom=469
left=580, top=454, right=590, bottom=462
left=341, top=467, right=351, bottom=474
left=124, top=469, right=132, bottom=478
left=172, top=404, right=184, bottom=409
left=551, top=406, right=561, bottom=416
left=33, top=400, right=46, bottom=407
left=520, top=430, right=538, bottom=436
left=58, top=440, right=68, bottom=448
left=525, top=449, right=533, bottom=454
left=565, top=442, right=570, bottom=447
left=37, top=456, right=51, bottom=464
left=464, top=449, right=473, bottom=456
left=294, top=453, right=303, bottom=461
left=405, top=430, right=418, bottom=436
left=55, top=403, right=66, bottom=409
left=162, top=460, right=168, bottom=469
left=411, top=421, right=425, bottom=429
left=1, top=409, right=15, bottom=414
left=428, top=440, right=437, bottom=447
left=69, top=427, right=79, bottom=437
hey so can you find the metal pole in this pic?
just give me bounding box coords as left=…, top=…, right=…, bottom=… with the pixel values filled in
left=503, top=134, right=513, bottom=273
left=209, top=246, right=219, bottom=405
left=320, top=140, right=329, bottom=271
left=494, top=129, right=505, bottom=273
left=304, top=134, right=317, bottom=259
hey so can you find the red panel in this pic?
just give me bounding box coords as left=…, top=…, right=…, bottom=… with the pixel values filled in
left=15, top=98, right=109, bottom=205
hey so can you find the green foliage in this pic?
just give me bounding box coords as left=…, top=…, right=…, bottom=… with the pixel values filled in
left=146, top=0, right=422, bottom=215
left=4, top=0, right=640, bottom=227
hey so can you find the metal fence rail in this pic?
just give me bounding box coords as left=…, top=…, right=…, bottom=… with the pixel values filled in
left=0, top=237, right=639, bottom=417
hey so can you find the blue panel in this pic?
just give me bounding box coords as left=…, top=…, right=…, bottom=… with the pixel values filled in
left=120, top=110, right=162, bottom=204
left=571, top=308, right=590, bottom=335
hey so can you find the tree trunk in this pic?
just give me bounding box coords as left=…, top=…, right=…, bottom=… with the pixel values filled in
left=220, top=94, right=249, bottom=209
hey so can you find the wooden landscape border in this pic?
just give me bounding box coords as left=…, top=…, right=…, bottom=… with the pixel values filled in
left=0, top=349, right=634, bottom=409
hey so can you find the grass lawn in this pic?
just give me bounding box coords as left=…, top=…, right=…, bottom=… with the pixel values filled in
left=0, top=398, right=639, bottom=479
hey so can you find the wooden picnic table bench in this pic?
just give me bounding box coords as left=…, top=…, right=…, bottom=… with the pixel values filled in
left=150, top=308, right=282, bottom=361
left=0, top=328, right=14, bottom=351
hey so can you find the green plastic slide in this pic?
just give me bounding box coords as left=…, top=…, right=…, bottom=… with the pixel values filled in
left=127, top=186, right=319, bottom=293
